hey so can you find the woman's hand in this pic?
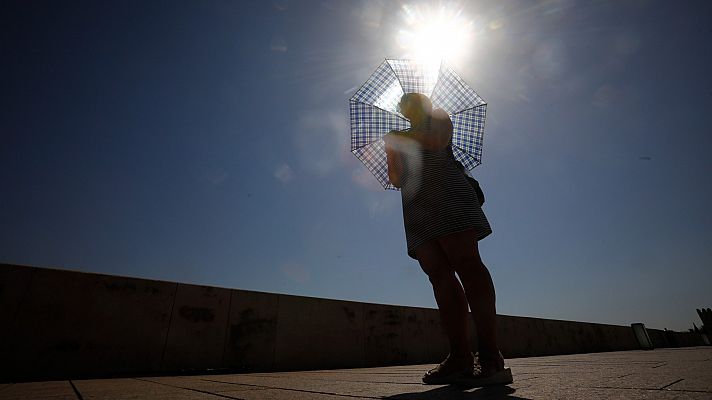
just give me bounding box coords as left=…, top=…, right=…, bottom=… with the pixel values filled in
left=428, top=109, right=453, bottom=150
left=390, top=110, right=452, bottom=151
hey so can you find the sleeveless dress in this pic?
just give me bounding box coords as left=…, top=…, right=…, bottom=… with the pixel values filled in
left=398, top=134, right=492, bottom=260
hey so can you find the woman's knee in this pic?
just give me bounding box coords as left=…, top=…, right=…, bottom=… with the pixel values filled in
left=452, top=254, right=487, bottom=281
left=437, top=231, right=486, bottom=277
left=424, top=266, right=457, bottom=287
left=416, top=256, right=456, bottom=287
left=416, top=241, right=448, bottom=273
left=417, top=255, right=453, bottom=282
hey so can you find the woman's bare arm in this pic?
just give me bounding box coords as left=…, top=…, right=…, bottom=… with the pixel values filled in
left=388, top=110, right=452, bottom=151
left=384, top=134, right=403, bottom=188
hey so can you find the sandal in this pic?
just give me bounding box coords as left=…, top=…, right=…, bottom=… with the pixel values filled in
left=455, top=350, right=513, bottom=387
left=422, top=352, right=475, bottom=385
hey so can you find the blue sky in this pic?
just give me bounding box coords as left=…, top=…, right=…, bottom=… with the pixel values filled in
left=2, top=0, right=711, bottom=332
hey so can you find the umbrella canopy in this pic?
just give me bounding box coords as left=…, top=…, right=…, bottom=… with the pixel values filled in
left=349, top=59, right=487, bottom=190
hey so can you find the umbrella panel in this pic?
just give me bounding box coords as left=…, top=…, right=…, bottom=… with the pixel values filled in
left=349, top=100, right=410, bottom=152
left=352, top=140, right=396, bottom=190
left=450, top=104, right=487, bottom=169
left=350, top=61, right=403, bottom=114
left=386, top=59, right=440, bottom=97
left=430, top=63, right=486, bottom=114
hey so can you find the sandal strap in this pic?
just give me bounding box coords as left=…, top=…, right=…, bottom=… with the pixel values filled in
left=475, top=349, right=505, bottom=371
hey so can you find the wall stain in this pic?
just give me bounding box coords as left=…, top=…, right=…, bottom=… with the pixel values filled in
left=226, top=308, right=277, bottom=368
left=40, top=339, right=80, bottom=356
left=144, top=286, right=161, bottom=295
left=103, top=281, right=137, bottom=292
left=342, top=306, right=356, bottom=321
left=179, top=306, right=215, bottom=322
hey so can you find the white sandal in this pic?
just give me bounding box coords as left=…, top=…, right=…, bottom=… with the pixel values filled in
left=422, top=352, right=475, bottom=385
left=454, top=350, right=513, bottom=387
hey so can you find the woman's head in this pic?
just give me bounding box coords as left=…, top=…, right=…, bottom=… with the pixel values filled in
left=399, top=93, right=432, bottom=123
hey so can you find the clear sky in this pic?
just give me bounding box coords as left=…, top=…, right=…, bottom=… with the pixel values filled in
left=2, top=0, right=711, bottom=332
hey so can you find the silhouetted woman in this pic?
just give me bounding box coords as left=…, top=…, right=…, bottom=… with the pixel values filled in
left=384, top=93, right=512, bottom=386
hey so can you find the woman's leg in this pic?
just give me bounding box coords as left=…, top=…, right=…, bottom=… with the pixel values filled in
left=415, top=239, right=471, bottom=359
left=437, top=229, right=500, bottom=360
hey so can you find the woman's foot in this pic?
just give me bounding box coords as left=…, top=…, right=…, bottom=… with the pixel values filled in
left=475, top=349, right=505, bottom=374
left=422, top=352, right=475, bottom=385
left=460, top=349, right=512, bottom=387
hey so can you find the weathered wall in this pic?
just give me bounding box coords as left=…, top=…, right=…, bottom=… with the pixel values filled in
left=0, top=263, right=707, bottom=382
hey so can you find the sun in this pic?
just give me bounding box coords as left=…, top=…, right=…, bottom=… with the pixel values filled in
left=396, top=4, right=475, bottom=67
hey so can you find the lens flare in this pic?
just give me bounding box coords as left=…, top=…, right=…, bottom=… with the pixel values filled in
left=396, top=4, right=475, bottom=67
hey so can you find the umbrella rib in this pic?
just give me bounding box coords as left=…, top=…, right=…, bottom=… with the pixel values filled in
left=440, top=63, right=487, bottom=114
left=451, top=144, right=481, bottom=170
left=351, top=99, right=410, bottom=123
left=428, top=60, right=445, bottom=99
left=349, top=58, right=389, bottom=102
left=450, top=102, right=487, bottom=117
left=386, top=60, right=407, bottom=101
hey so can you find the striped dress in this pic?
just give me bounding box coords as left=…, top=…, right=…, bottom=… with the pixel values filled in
left=398, top=134, right=492, bottom=260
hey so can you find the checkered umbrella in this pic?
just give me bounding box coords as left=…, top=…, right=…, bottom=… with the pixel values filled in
left=349, top=59, right=487, bottom=190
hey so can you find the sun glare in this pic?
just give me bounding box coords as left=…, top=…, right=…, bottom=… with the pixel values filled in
left=396, top=4, right=475, bottom=67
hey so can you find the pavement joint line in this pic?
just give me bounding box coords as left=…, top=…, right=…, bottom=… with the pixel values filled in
left=586, top=384, right=711, bottom=394
left=512, top=371, right=598, bottom=375
left=68, top=380, right=84, bottom=400
left=658, top=378, right=684, bottom=390
left=244, top=372, right=422, bottom=376
left=231, top=374, right=427, bottom=385
left=245, top=371, right=422, bottom=378
left=511, top=376, right=538, bottom=382
left=615, top=373, right=634, bottom=379
left=197, top=377, right=382, bottom=399
left=240, top=376, right=426, bottom=386
left=511, top=362, right=661, bottom=366
left=651, top=362, right=667, bottom=368
left=204, top=373, right=427, bottom=386
left=134, top=377, right=251, bottom=400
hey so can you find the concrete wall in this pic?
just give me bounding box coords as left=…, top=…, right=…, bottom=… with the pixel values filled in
left=1, top=263, right=707, bottom=382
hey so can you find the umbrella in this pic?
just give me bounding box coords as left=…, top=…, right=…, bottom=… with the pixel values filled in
left=349, top=59, right=487, bottom=190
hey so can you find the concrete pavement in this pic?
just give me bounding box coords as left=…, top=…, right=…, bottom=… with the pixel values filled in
left=1, top=347, right=710, bottom=399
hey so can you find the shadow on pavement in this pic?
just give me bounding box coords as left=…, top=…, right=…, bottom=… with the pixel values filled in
left=383, top=384, right=531, bottom=399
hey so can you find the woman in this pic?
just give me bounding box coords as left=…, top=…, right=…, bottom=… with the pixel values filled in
left=384, top=93, right=512, bottom=386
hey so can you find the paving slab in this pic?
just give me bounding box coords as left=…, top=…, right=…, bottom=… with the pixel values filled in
left=198, top=374, right=383, bottom=396
left=234, top=388, right=370, bottom=399
left=136, top=376, right=253, bottom=392
left=0, top=380, right=76, bottom=400
left=512, top=386, right=712, bottom=400
left=4, top=347, right=711, bottom=399
left=72, top=378, right=237, bottom=399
